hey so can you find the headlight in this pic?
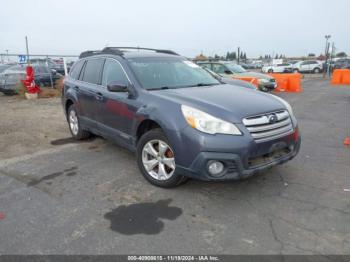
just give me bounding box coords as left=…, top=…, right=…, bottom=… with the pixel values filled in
left=181, top=105, right=241, bottom=135
left=271, top=95, right=294, bottom=116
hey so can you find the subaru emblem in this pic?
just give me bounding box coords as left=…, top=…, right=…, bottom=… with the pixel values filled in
left=268, top=114, right=278, bottom=123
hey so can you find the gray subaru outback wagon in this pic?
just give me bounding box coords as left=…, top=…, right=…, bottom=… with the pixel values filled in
left=62, top=47, right=300, bottom=187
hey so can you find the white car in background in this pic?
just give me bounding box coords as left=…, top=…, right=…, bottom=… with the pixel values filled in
left=293, top=60, right=323, bottom=73
left=262, top=63, right=293, bottom=73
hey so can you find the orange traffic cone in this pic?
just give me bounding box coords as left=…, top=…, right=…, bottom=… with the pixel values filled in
left=344, top=137, right=350, bottom=148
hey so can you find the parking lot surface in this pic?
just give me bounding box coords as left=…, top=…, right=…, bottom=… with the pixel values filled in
left=0, top=79, right=349, bottom=255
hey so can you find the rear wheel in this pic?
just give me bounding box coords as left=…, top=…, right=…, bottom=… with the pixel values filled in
left=313, top=68, right=320, bottom=74
left=67, top=104, right=91, bottom=140
left=136, top=128, right=186, bottom=188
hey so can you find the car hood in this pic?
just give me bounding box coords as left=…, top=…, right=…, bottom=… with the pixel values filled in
left=234, top=71, right=273, bottom=80
left=152, top=84, right=285, bottom=123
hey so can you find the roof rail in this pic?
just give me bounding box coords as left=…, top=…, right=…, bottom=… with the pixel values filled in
left=79, top=47, right=179, bottom=59
left=79, top=50, right=103, bottom=59
left=104, top=47, right=179, bottom=56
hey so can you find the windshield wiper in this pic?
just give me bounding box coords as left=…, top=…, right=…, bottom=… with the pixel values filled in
left=147, top=86, right=171, bottom=91
left=187, top=83, right=218, bottom=87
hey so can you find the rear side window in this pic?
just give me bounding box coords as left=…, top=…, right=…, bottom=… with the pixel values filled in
left=200, top=63, right=212, bottom=70
left=82, top=59, right=105, bottom=84
left=70, top=60, right=85, bottom=80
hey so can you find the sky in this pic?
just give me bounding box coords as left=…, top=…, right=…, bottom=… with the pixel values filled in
left=1, top=0, right=349, bottom=59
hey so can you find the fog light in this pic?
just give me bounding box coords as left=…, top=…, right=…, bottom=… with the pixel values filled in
left=207, top=161, right=224, bottom=176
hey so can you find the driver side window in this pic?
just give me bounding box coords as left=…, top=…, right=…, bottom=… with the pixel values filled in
left=102, top=59, right=129, bottom=87
left=212, top=64, right=228, bottom=74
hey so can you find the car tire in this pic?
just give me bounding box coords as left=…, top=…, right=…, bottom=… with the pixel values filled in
left=67, top=104, right=91, bottom=140
left=260, top=86, right=269, bottom=92
left=293, top=69, right=299, bottom=73
left=268, top=69, right=273, bottom=73
left=136, top=128, right=186, bottom=188
left=313, top=68, right=320, bottom=74
left=1, top=90, right=16, bottom=96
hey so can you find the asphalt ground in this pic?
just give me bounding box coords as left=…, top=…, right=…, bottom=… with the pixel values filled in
left=0, top=78, right=349, bottom=255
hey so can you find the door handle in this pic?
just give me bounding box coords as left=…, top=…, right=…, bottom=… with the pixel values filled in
left=95, top=92, right=103, bottom=100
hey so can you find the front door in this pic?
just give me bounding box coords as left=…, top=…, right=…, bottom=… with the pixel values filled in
left=96, top=58, right=136, bottom=144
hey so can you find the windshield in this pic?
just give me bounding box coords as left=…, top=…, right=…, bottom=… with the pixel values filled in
left=6, top=65, right=26, bottom=72
left=225, top=63, right=246, bottom=73
left=0, top=65, right=12, bottom=73
left=128, top=58, right=220, bottom=90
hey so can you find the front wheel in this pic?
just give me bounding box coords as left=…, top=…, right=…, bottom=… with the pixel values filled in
left=136, top=128, right=186, bottom=188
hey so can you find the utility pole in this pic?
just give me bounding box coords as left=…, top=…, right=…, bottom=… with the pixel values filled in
left=6, top=49, right=9, bottom=62
left=25, top=36, right=30, bottom=65
left=323, top=35, right=331, bottom=78
left=328, top=42, right=335, bottom=77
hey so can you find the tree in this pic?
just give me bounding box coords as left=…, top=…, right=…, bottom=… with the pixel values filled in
left=308, top=53, right=316, bottom=57
left=275, top=54, right=279, bottom=59
left=336, top=52, right=347, bottom=58
left=279, top=54, right=283, bottom=59
left=232, top=52, right=237, bottom=60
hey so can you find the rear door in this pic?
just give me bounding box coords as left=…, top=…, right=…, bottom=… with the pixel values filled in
left=309, top=61, right=319, bottom=71
left=276, top=64, right=284, bottom=72
left=78, top=58, right=105, bottom=126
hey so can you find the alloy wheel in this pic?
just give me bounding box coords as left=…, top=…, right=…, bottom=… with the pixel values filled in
left=142, top=139, right=175, bottom=180
left=69, top=110, right=79, bottom=136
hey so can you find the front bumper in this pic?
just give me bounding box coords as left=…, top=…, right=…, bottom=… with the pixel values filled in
left=0, top=84, right=17, bottom=94
left=173, top=126, right=301, bottom=181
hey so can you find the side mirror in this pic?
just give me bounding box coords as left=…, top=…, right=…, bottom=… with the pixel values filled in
left=107, top=81, right=128, bottom=92
left=224, top=70, right=232, bottom=74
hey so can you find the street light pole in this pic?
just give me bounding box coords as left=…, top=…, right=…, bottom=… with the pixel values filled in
left=237, top=47, right=240, bottom=64
left=25, top=36, right=30, bottom=65
left=323, top=35, right=331, bottom=78
left=6, top=49, right=9, bottom=62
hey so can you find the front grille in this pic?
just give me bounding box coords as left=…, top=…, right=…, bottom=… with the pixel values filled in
left=243, top=110, right=294, bottom=143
